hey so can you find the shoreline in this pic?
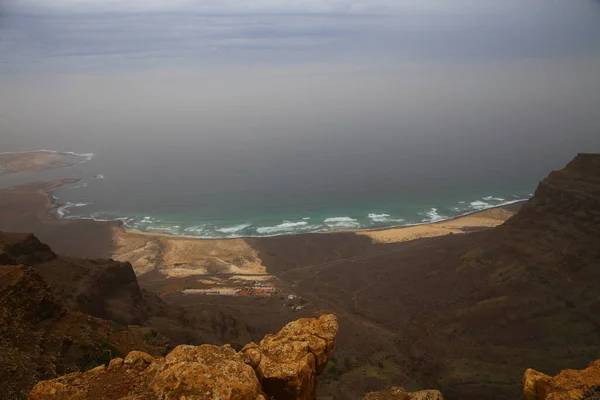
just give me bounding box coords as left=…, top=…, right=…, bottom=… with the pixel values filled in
left=3, top=179, right=527, bottom=250
left=115, top=199, right=526, bottom=241
left=42, top=177, right=527, bottom=240
left=0, top=177, right=524, bottom=301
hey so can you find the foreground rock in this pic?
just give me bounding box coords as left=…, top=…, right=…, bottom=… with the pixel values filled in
left=523, top=360, right=600, bottom=400
left=241, top=314, right=338, bottom=399
left=29, top=315, right=339, bottom=400
left=364, top=387, right=444, bottom=400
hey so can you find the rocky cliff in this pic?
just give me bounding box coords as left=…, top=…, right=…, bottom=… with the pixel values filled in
left=0, top=231, right=255, bottom=346
left=0, top=264, right=172, bottom=400
left=29, top=315, right=339, bottom=400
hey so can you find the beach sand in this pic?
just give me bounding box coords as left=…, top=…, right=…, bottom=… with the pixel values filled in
left=357, top=206, right=518, bottom=243
left=111, top=227, right=267, bottom=278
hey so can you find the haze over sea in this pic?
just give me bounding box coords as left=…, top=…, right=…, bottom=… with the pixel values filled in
left=1, top=0, right=600, bottom=237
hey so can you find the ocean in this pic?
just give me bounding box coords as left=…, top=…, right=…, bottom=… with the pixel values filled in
left=1, top=0, right=600, bottom=237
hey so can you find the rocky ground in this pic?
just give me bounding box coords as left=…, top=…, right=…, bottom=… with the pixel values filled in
left=29, top=315, right=339, bottom=400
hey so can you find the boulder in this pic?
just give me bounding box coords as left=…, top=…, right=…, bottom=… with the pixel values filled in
left=242, top=314, right=338, bottom=400
left=523, top=360, right=600, bottom=400
left=364, top=387, right=410, bottom=400
left=30, top=344, right=262, bottom=400
left=363, top=387, right=444, bottom=400
left=524, top=368, right=552, bottom=400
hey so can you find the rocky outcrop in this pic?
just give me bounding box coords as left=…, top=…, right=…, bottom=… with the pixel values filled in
left=29, top=315, right=339, bottom=400
left=29, top=346, right=263, bottom=400
left=241, top=314, right=338, bottom=399
left=0, top=232, right=146, bottom=325
left=364, top=387, right=444, bottom=400
left=523, top=360, right=600, bottom=400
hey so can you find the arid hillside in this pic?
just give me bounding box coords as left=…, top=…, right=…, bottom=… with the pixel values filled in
left=247, top=154, right=600, bottom=399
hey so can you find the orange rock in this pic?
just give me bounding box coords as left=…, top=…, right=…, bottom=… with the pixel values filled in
left=523, top=360, right=600, bottom=400
left=245, top=314, right=339, bottom=400
left=524, top=368, right=551, bottom=400
left=152, top=344, right=260, bottom=399
left=29, top=315, right=338, bottom=400
left=364, top=387, right=410, bottom=400
left=363, top=387, right=444, bottom=400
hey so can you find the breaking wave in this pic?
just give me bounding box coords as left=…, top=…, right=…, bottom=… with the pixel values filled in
left=483, top=196, right=505, bottom=201
left=256, top=221, right=309, bottom=234
left=324, top=216, right=360, bottom=229
left=469, top=200, right=491, bottom=210
left=215, top=223, right=251, bottom=234
left=367, top=213, right=405, bottom=223
left=422, top=208, right=446, bottom=223
left=56, top=202, right=90, bottom=218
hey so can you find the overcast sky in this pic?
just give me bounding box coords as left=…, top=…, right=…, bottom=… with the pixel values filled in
left=1, top=0, right=599, bottom=156
left=1, top=0, right=599, bottom=72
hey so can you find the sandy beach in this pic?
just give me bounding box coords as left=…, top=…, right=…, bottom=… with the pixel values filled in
left=356, top=205, right=519, bottom=243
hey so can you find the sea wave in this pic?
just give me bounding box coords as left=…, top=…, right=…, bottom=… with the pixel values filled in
left=184, top=225, right=208, bottom=234
left=256, top=221, right=309, bottom=234
left=56, top=202, right=90, bottom=218
left=469, top=200, right=491, bottom=210
left=215, top=223, right=251, bottom=234
left=367, top=213, right=405, bottom=223
left=324, top=216, right=360, bottom=228
left=146, top=225, right=181, bottom=235
left=422, top=208, right=446, bottom=222
left=483, top=196, right=505, bottom=201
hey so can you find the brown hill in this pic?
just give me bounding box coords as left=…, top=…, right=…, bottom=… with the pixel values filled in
left=0, top=264, right=172, bottom=399
left=246, top=154, right=600, bottom=399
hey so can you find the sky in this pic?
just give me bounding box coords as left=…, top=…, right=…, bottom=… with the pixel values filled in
left=0, top=0, right=599, bottom=156
left=1, top=0, right=600, bottom=72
